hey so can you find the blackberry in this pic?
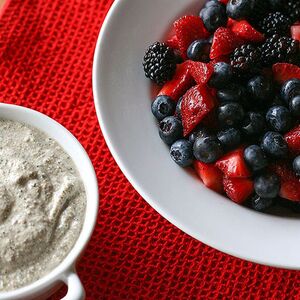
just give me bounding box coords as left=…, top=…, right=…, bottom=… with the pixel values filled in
left=259, top=12, right=291, bottom=37
left=261, top=35, right=299, bottom=66
left=283, top=0, right=300, bottom=23
left=143, top=42, right=177, bottom=85
left=230, top=44, right=261, bottom=74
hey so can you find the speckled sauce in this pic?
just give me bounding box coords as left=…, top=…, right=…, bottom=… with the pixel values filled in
left=0, top=120, right=86, bottom=291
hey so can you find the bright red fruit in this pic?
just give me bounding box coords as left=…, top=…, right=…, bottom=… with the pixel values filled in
left=219, top=0, right=229, bottom=4
left=227, top=18, right=236, bottom=28
left=216, top=148, right=251, bottom=178
left=166, top=35, right=180, bottom=50
left=285, top=125, right=300, bottom=155
left=232, top=20, right=265, bottom=43
left=210, top=27, right=242, bottom=59
left=181, top=85, right=216, bottom=136
left=194, top=161, right=224, bottom=193
left=272, top=63, right=300, bottom=84
left=158, top=61, right=194, bottom=101
left=291, top=24, right=300, bottom=41
left=223, top=177, right=254, bottom=204
left=270, top=162, right=300, bottom=201
left=174, top=16, right=210, bottom=58
left=189, top=61, right=214, bottom=85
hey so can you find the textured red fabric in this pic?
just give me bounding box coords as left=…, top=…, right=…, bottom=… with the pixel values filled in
left=1, top=1, right=300, bottom=299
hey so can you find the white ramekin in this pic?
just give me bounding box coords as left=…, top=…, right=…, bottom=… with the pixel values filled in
left=0, top=103, right=98, bottom=300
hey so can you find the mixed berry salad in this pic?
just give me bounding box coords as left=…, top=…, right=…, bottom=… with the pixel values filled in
left=142, top=0, right=300, bottom=212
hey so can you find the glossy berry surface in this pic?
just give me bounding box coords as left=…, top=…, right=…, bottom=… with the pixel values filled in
left=251, top=195, right=274, bottom=212
left=187, top=40, right=211, bottom=62
left=151, top=95, right=176, bottom=121
left=261, top=131, right=288, bottom=158
left=217, top=103, right=245, bottom=128
left=209, top=62, right=234, bottom=89
left=280, top=79, right=300, bottom=103
left=159, top=116, right=183, bottom=145
left=201, top=4, right=227, bottom=33
left=241, top=112, right=265, bottom=136
left=193, top=136, right=223, bottom=163
left=217, top=128, right=241, bottom=151
left=170, top=139, right=193, bottom=167
left=244, top=145, right=268, bottom=172
left=254, top=173, right=281, bottom=199
left=293, top=156, right=300, bottom=176
left=289, top=96, right=300, bottom=117
left=266, top=106, right=292, bottom=133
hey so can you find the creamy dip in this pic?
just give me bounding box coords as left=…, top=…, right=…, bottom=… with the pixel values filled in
left=0, top=120, right=86, bottom=291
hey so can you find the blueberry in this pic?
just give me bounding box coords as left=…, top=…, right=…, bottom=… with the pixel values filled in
left=266, top=106, right=292, bottom=133
left=151, top=95, right=176, bottom=121
left=193, top=136, right=223, bottom=163
left=187, top=40, right=211, bottom=62
left=293, top=156, right=300, bottom=176
left=251, top=195, right=274, bottom=212
left=226, top=0, right=254, bottom=20
left=217, top=128, right=241, bottom=151
left=254, top=173, right=280, bottom=199
left=281, top=79, right=300, bottom=104
left=244, top=145, right=268, bottom=172
left=247, top=76, right=274, bottom=103
left=217, top=86, right=243, bottom=104
left=261, top=131, right=288, bottom=158
left=217, top=103, right=245, bottom=127
left=188, top=126, right=210, bottom=144
left=241, top=112, right=266, bottom=136
left=201, top=4, right=227, bottom=33
left=204, top=0, right=219, bottom=8
left=170, top=139, right=193, bottom=167
left=175, top=97, right=183, bottom=119
left=290, top=96, right=300, bottom=117
left=159, top=116, right=183, bottom=145
left=209, top=63, right=234, bottom=89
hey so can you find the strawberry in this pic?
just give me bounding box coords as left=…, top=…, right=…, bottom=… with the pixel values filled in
left=285, top=125, right=300, bottom=155
left=174, top=16, right=210, bottom=59
left=223, top=177, right=254, bottom=204
left=210, top=27, right=242, bottom=59
left=189, top=61, right=214, bottom=85
left=158, top=61, right=194, bottom=101
left=216, top=148, right=252, bottom=178
left=219, top=0, right=229, bottom=4
left=194, top=161, right=224, bottom=193
left=166, top=35, right=180, bottom=50
left=181, top=85, right=216, bottom=136
left=231, top=20, right=265, bottom=43
left=270, top=162, right=300, bottom=201
left=291, top=24, right=300, bottom=41
left=272, top=63, right=300, bottom=84
left=227, top=18, right=236, bottom=28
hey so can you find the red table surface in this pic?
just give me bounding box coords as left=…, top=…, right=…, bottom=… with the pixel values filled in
left=1, top=0, right=300, bottom=299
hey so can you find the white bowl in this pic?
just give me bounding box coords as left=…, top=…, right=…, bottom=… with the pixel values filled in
left=93, top=0, right=300, bottom=270
left=0, top=104, right=98, bottom=300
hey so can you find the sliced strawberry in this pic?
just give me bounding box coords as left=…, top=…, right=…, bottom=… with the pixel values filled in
left=272, top=63, right=300, bottom=84
left=291, top=24, right=300, bottom=41
left=189, top=61, right=214, bottom=85
left=219, top=0, right=229, bottom=4
left=158, top=61, right=194, bottom=101
left=174, top=16, right=210, bottom=58
left=181, top=85, right=216, bottom=136
left=227, top=18, right=236, bottom=28
left=194, top=161, right=224, bottom=193
left=232, top=20, right=265, bottom=43
left=216, top=148, right=251, bottom=178
left=166, top=35, right=180, bottom=50
left=223, top=177, right=254, bottom=204
left=270, top=162, right=300, bottom=201
left=285, top=125, right=300, bottom=155
left=210, top=27, right=242, bottom=59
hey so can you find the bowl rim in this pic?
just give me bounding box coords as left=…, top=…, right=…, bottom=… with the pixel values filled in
left=0, top=103, right=98, bottom=299
left=93, top=0, right=300, bottom=271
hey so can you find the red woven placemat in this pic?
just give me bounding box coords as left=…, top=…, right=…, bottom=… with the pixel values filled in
left=1, top=0, right=300, bottom=299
